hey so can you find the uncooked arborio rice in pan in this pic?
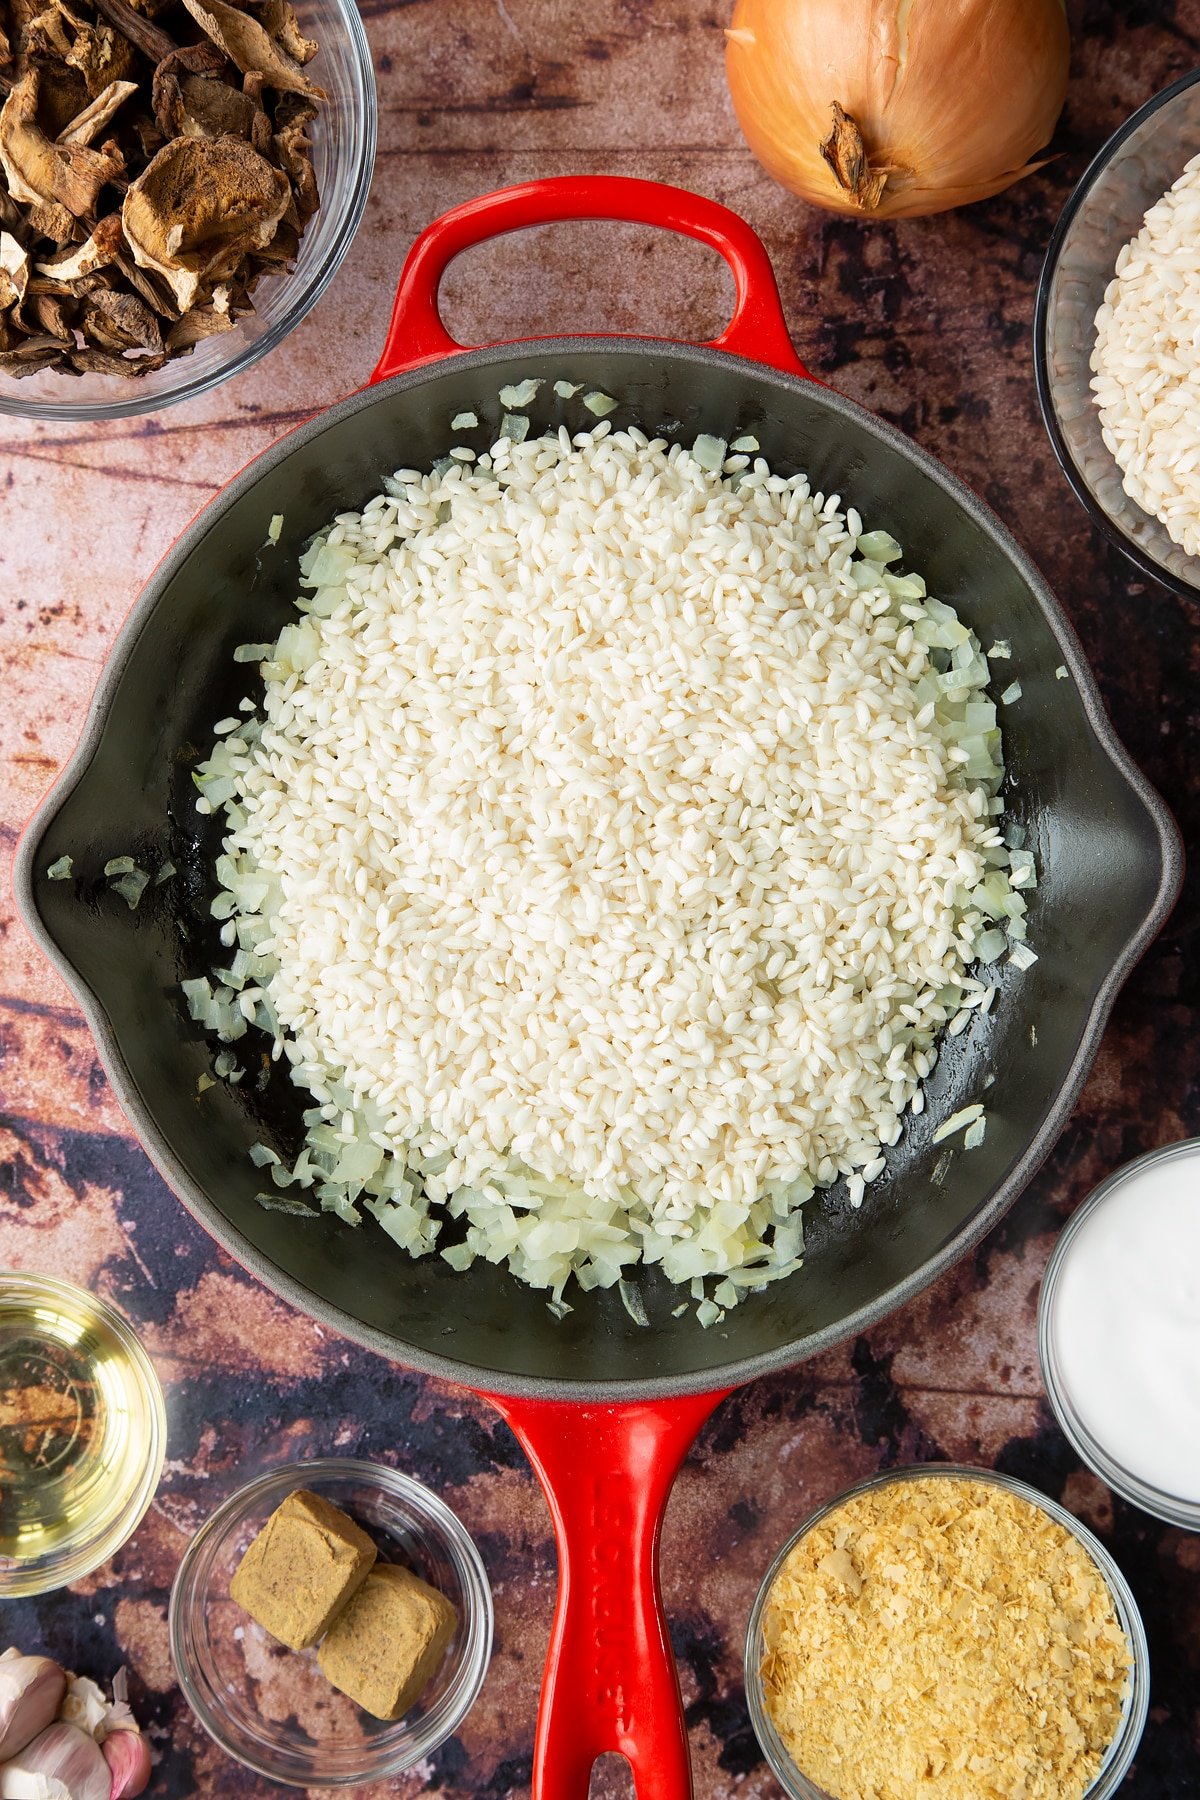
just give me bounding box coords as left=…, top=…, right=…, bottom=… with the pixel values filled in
left=186, top=407, right=1033, bottom=1317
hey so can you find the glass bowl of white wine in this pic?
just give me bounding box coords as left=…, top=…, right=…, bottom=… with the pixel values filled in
left=0, top=1272, right=166, bottom=1596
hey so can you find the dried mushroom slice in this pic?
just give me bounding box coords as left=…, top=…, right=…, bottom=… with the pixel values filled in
left=151, top=40, right=226, bottom=108
left=24, top=1, right=138, bottom=102
left=68, top=341, right=166, bottom=374
left=20, top=3, right=74, bottom=62
left=0, top=67, right=123, bottom=215
left=250, top=0, right=315, bottom=66
left=28, top=282, right=73, bottom=336
left=36, top=209, right=122, bottom=276
left=80, top=283, right=162, bottom=350
left=272, top=92, right=315, bottom=218
left=164, top=296, right=232, bottom=348
left=26, top=197, right=77, bottom=241
left=0, top=331, right=63, bottom=373
left=181, top=0, right=323, bottom=96
left=0, top=229, right=31, bottom=308
left=178, top=70, right=259, bottom=139
left=122, top=131, right=289, bottom=311
left=151, top=42, right=242, bottom=138
left=58, top=76, right=138, bottom=144
left=64, top=12, right=138, bottom=97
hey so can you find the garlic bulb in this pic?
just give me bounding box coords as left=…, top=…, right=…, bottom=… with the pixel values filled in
left=0, top=1657, right=66, bottom=1763
left=0, top=1721, right=110, bottom=1800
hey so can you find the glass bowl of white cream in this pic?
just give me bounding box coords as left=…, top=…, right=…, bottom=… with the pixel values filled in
left=1039, top=1138, right=1200, bottom=1530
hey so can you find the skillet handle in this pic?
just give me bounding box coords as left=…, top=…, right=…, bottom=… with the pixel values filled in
left=488, top=1389, right=731, bottom=1800
left=370, top=176, right=809, bottom=382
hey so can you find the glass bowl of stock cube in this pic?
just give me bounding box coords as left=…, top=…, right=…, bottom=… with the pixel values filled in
left=168, top=1457, right=493, bottom=1786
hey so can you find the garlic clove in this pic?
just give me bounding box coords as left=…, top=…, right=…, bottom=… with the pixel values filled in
left=57, top=1679, right=108, bottom=1742
left=0, top=1721, right=111, bottom=1800
left=102, top=1732, right=151, bottom=1799
left=0, top=1659, right=67, bottom=1762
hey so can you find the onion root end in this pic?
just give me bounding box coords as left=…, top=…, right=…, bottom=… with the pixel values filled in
left=819, top=101, right=899, bottom=211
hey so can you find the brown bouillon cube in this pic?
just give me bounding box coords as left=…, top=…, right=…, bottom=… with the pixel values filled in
left=317, top=1562, right=458, bottom=1719
left=230, top=1488, right=377, bottom=1651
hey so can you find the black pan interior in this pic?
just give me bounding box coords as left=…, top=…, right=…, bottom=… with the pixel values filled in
left=18, top=343, right=1179, bottom=1398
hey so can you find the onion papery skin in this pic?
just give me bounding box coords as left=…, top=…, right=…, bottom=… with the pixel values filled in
left=725, top=0, right=1069, bottom=220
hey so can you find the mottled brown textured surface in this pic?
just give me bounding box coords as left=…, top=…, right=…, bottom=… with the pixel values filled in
left=2, top=2, right=1200, bottom=1795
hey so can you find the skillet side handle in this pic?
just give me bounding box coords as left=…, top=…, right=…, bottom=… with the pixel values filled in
left=489, top=1389, right=730, bottom=1800
left=370, top=175, right=810, bottom=382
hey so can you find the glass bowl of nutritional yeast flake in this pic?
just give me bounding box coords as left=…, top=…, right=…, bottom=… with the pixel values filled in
left=744, top=1465, right=1150, bottom=1800
left=0, top=1271, right=167, bottom=1597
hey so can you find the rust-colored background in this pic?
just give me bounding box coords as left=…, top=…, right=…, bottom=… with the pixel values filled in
left=3, top=2, right=1200, bottom=1795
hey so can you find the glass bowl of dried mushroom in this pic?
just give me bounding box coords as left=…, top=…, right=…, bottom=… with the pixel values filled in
left=168, top=1457, right=494, bottom=1787
left=0, top=0, right=375, bottom=418
left=744, top=1464, right=1150, bottom=1800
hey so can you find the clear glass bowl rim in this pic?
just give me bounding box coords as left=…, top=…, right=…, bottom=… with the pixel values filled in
left=1039, top=1135, right=1200, bottom=1531
left=0, top=1270, right=167, bottom=1597
left=168, top=1455, right=494, bottom=1788
left=743, top=1461, right=1151, bottom=1800
left=1033, top=63, right=1200, bottom=604
left=0, top=0, right=377, bottom=424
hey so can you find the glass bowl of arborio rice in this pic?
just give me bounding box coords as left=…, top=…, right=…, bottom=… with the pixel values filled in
left=142, top=385, right=1039, bottom=1325
left=1036, top=66, right=1200, bottom=601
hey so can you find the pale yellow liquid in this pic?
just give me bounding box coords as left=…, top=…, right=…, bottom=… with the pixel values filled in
left=0, top=1288, right=157, bottom=1574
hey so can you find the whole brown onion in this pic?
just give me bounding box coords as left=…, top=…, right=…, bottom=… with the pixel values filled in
left=725, top=0, right=1069, bottom=220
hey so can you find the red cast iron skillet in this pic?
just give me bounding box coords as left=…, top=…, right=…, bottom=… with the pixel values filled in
left=15, top=177, right=1182, bottom=1800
